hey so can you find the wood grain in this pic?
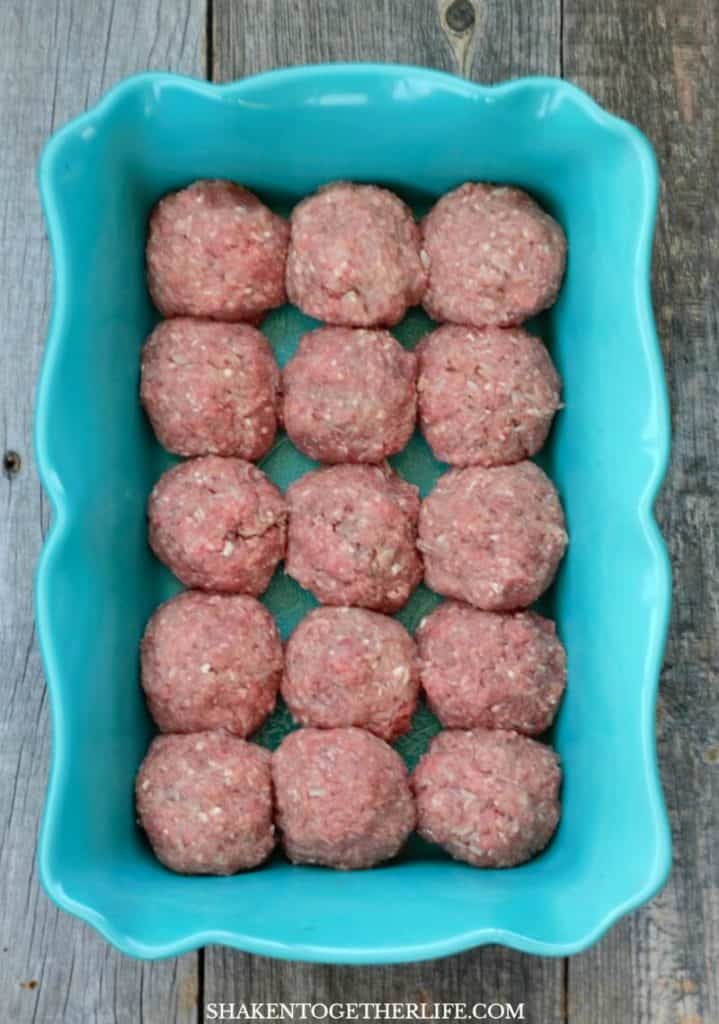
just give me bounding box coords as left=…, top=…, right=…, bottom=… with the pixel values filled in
left=562, top=1, right=719, bottom=1022
left=0, top=1, right=205, bottom=1021
left=204, top=948, right=565, bottom=1021
left=209, top=0, right=564, bottom=1016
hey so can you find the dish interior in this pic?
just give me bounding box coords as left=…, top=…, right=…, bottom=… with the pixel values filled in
left=36, top=67, right=670, bottom=961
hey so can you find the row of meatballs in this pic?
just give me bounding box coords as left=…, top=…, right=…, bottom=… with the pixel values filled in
left=148, top=458, right=567, bottom=615
left=141, top=319, right=561, bottom=470
left=142, top=597, right=566, bottom=743
left=146, top=178, right=566, bottom=331
left=137, top=725, right=561, bottom=875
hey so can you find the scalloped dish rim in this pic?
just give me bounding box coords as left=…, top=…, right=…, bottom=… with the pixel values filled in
left=35, top=65, right=672, bottom=963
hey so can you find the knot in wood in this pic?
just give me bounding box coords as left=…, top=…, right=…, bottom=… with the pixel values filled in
left=445, top=0, right=476, bottom=34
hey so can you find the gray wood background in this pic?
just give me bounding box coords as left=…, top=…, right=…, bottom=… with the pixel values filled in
left=1, top=0, right=716, bottom=1021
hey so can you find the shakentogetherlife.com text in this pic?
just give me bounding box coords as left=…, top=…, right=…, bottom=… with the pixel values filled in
left=205, top=1003, right=527, bottom=1022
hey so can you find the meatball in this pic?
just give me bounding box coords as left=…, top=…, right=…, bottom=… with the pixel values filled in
left=417, top=324, right=561, bottom=467
left=272, top=727, right=415, bottom=869
left=285, top=464, right=422, bottom=612
left=141, top=591, right=282, bottom=736
left=286, top=182, right=427, bottom=327
left=416, top=602, right=566, bottom=734
left=422, top=183, right=566, bottom=327
left=140, top=318, right=280, bottom=460
left=283, top=607, right=419, bottom=741
left=148, top=456, right=287, bottom=595
left=412, top=728, right=561, bottom=867
left=146, top=179, right=289, bottom=321
left=282, top=327, right=417, bottom=463
left=419, top=461, right=567, bottom=611
left=136, top=732, right=275, bottom=874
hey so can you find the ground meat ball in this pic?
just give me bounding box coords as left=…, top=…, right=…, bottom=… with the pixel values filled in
left=146, top=180, right=289, bottom=321
left=273, top=727, right=415, bottom=869
left=419, top=462, right=567, bottom=611
left=417, top=324, right=561, bottom=467
left=421, top=183, right=567, bottom=327
left=286, top=182, right=427, bottom=327
left=141, top=591, right=282, bottom=736
left=148, top=456, right=287, bottom=595
left=136, top=732, right=275, bottom=874
left=285, top=464, right=422, bottom=612
left=412, top=728, right=561, bottom=867
left=140, top=318, right=280, bottom=459
left=282, top=607, right=419, bottom=740
left=416, top=602, right=566, bottom=734
left=282, top=327, right=417, bottom=463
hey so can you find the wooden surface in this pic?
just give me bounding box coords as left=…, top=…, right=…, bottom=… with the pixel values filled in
left=0, top=0, right=716, bottom=1021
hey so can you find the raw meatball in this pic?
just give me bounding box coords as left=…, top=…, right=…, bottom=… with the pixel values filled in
left=140, top=318, right=280, bottom=459
left=286, top=464, right=422, bottom=612
left=412, top=728, right=561, bottom=867
left=282, top=327, right=417, bottom=463
left=273, top=727, right=415, bottom=869
left=141, top=591, right=282, bottom=736
left=283, top=607, right=419, bottom=740
left=419, top=461, right=567, bottom=611
left=136, top=732, right=275, bottom=874
left=416, top=602, right=566, bottom=734
left=417, top=324, right=561, bottom=467
left=422, top=183, right=567, bottom=327
left=286, top=182, right=427, bottom=327
left=148, top=456, right=287, bottom=594
left=147, top=179, right=289, bottom=321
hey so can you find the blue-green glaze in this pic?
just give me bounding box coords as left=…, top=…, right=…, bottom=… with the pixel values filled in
left=35, top=65, right=671, bottom=963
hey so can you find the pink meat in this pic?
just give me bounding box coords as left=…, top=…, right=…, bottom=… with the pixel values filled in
left=416, top=602, right=566, bottom=734
left=285, top=463, right=422, bottom=612
left=422, top=183, right=567, bottom=327
left=286, top=182, right=427, bottom=327
left=146, top=180, right=289, bottom=321
left=136, top=732, right=275, bottom=874
left=272, top=727, right=415, bottom=869
left=140, top=318, right=280, bottom=460
left=417, top=324, right=561, bottom=467
left=282, top=607, right=419, bottom=741
left=147, top=456, right=287, bottom=595
left=412, top=728, right=561, bottom=867
left=418, top=462, right=567, bottom=611
left=282, top=327, right=417, bottom=463
left=141, top=591, right=282, bottom=736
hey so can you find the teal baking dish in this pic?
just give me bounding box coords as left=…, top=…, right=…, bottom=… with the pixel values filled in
left=35, top=64, right=671, bottom=963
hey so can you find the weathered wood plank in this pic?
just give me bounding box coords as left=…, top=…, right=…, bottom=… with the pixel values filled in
left=212, top=0, right=454, bottom=81
left=209, top=0, right=564, bottom=1016
left=563, top=1, right=719, bottom=1022
left=0, top=1, right=205, bottom=1021
left=205, top=948, right=564, bottom=1022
